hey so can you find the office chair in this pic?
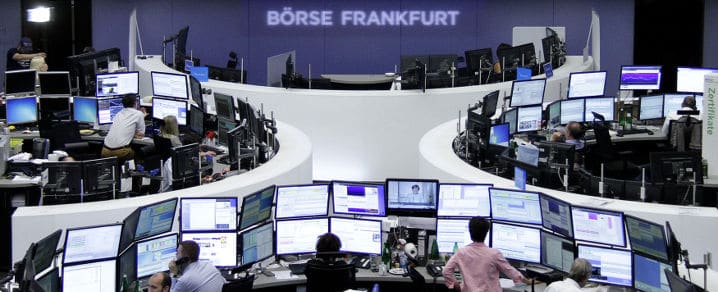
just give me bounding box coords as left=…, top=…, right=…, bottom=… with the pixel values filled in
left=588, top=119, right=639, bottom=180
left=408, top=266, right=428, bottom=292
left=669, top=117, right=701, bottom=152
left=39, top=120, right=94, bottom=160
left=31, top=138, right=49, bottom=160
left=152, top=136, right=173, bottom=162
left=304, top=260, right=357, bottom=292
left=221, top=274, right=254, bottom=292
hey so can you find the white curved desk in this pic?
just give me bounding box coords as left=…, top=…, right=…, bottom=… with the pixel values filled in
left=11, top=121, right=313, bottom=262
left=135, top=56, right=593, bottom=181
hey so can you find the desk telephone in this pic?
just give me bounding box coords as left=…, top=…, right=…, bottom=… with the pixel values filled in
left=352, top=257, right=372, bottom=269
left=426, top=264, right=443, bottom=277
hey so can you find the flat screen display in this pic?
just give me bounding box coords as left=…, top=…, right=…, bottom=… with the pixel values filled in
left=73, top=96, right=98, bottom=124
left=503, top=108, right=518, bottom=134
left=4, top=69, right=36, bottom=95
left=239, top=185, right=275, bottom=230
left=541, top=231, right=575, bottom=273
left=584, top=97, right=615, bottom=121
left=633, top=253, right=672, bottom=292
left=517, top=105, right=543, bottom=132
left=619, top=65, right=662, bottom=90
left=180, top=232, right=237, bottom=267
left=436, top=219, right=490, bottom=253
left=540, top=194, right=573, bottom=238
left=63, top=224, right=122, bottom=264
left=62, top=259, right=116, bottom=292
left=578, top=244, right=633, bottom=287
left=663, top=94, right=692, bottom=117
left=96, top=97, right=123, bottom=125
left=676, top=67, right=718, bottom=93
left=134, top=199, right=177, bottom=242
left=571, top=206, right=625, bottom=247
left=491, top=222, right=541, bottom=263
left=385, top=179, right=438, bottom=216
left=275, top=184, right=329, bottom=219
left=96, top=71, right=139, bottom=97
left=330, top=218, right=382, bottom=255
left=489, top=188, right=542, bottom=225
left=6, top=96, right=38, bottom=125
left=38, top=71, right=71, bottom=96
left=437, top=183, right=491, bottom=217
left=152, top=97, right=187, bottom=126
left=331, top=181, right=386, bottom=217
left=151, top=71, right=189, bottom=99
left=568, top=71, right=607, bottom=98
left=275, top=218, right=329, bottom=256
left=489, top=123, right=510, bottom=147
left=136, top=233, right=177, bottom=278
left=180, top=197, right=237, bottom=232
left=560, top=98, right=585, bottom=125
left=510, top=79, right=546, bottom=107
left=625, top=215, right=668, bottom=261
left=241, top=223, right=274, bottom=266
left=639, top=95, right=664, bottom=120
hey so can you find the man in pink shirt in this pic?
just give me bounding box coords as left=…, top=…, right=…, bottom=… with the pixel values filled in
left=442, top=217, right=526, bottom=292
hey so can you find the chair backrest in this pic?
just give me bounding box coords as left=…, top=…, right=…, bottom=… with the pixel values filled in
left=221, top=274, right=254, bottom=292
left=408, top=266, right=427, bottom=292
left=304, top=260, right=356, bottom=292
left=592, top=121, right=614, bottom=161
left=152, top=136, right=173, bottom=161
left=32, top=138, right=49, bottom=159
left=670, top=117, right=701, bottom=151
left=39, top=120, right=82, bottom=151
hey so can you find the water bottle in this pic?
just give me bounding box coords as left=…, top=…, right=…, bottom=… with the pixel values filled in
left=452, top=242, right=459, bottom=254
left=399, top=252, right=407, bottom=270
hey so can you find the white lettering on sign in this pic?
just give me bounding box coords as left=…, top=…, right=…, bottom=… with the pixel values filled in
left=267, top=7, right=460, bottom=27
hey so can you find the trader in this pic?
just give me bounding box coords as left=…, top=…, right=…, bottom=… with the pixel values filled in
left=543, top=258, right=593, bottom=292
left=148, top=272, right=171, bottom=292
left=101, top=94, right=145, bottom=163
left=168, top=241, right=226, bottom=292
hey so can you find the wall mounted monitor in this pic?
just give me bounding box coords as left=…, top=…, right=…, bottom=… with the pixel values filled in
left=676, top=67, right=718, bottom=93
left=540, top=193, right=573, bottom=238
left=491, top=222, right=541, bottom=264
left=560, top=98, right=585, bottom=125
left=510, top=79, right=546, bottom=107
left=180, top=232, right=237, bottom=268
left=62, top=259, right=116, bottom=292
left=577, top=244, right=633, bottom=287
left=571, top=206, right=626, bottom=247
left=436, top=219, right=490, bottom=253
left=437, top=183, right=492, bottom=217
left=239, top=185, right=276, bottom=230
left=331, top=181, right=386, bottom=217
left=633, top=253, right=673, bottom=292
left=133, top=198, right=178, bottom=242
left=180, top=197, right=237, bottom=232
left=95, top=71, right=139, bottom=97
left=38, top=71, right=71, bottom=96
left=152, top=97, right=188, bottom=126
left=625, top=215, right=668, bottom=261
left=489, top=188, right=542, bottom=225
left=619, top=65, right=662, bottom=90
left=275, top=184, right=330, bottom=219
left=330, top=218, right=382, bottom=255
left=567, top=71, right=607, bottom=98
left=488, top=123, right=510, bottom=148
left=503, top=108, right=518, bottom=134
left=385, top=178, right=439, bottom=217
left=584, top=97, right=615, bottom=122
left=275, top=218, right=329, bottom=256
left=4, top=69, right=36, bottom=96
left=73, top=96, right=98, bottom=124
left=96, top=97, right=123, bottom=125
left=6, top=96, right=38, bottom=125
left=151, top=71, right=189, bottom=99
left=213, top=92, right=235, bottom=121
left=517, top=105, right=543, bottom=132
left=541, top=231, right=575, bottom=273
left=639, top=95, right=664, bottom=120
left=63, top=223, right=123, bottom=264
left=663, top=94, right=693, bottom=117
left=136, top=233, right=177, bottom=279
left=240, top=222, right=274, bottom=266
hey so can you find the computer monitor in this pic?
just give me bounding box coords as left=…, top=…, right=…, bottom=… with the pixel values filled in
left=180, top=232, right=237, bottom=267
left=241, top=222, right=274, bottom=267
left=189, top=75, right=203, bottom=109
left=152, top=97, right=188, bottom=126
left=217, top=117, right=237, bottom=146
left=567, top=71, right=607, bottom=98
left=639, top=94, right=665, bottom=120
left=72, top=96, right=98, bottom=124
left=330, top=218, right=382, bottom=255
left=275, top=184, right=330, bottom=219
left=696, top=94, right=704, bottom=114
left=42, top=161, right=82, bottom=197
left=63, top=223, right=122, bottom=264
left=437, top=183, right=492, bottom=217
left=482, top=90, right=500, bottom=117
left=676, top=67, right=718, bottom=93
left=4, top=69, right=36, bottom=95
left=547, top=100, right=561, bottom=129
left=385, top=178, right=439, bottom=217
left=118, top=242, right=136, bottom=291
left=171, top=143, right=200, bottom=181
left=239, top=185, right=276, bottom=230
left=633, top=253, right=673, bottom=292
left=32, top=229, right=62, bottom=274
left=275, top=218, right=329, bottom=256
left=134, top=198, right=178, bottom=242
left=82, top=157, right=119, bottom=196
left=36, top=267, right=59, bottom=292
left=503, top=108, right=518, bottom=134
left=488, top=123, right=510, bottom=149
left=39, top=97, right=70, bottom=121
left=38, top=71, right=71, bottom=96
left=331, top=181, right=386, bottom=217
left=180, top=197, right=237, bottom=232
left=151, top=71, right=189, bottom=99
left=436, top=219, right=490, bottom=253
left=491, top=222, right=541, bottom=263
left=95, top=71, right=139, bottom=97
left=663, top=94, right=692, bottom=117
left=625, top=215, right=668, bottom=261
left=665, top=269, right=695, bottom=292
left=188, top=105, right=204, bottom=136
left=136, top=233, right=177, bottom=279
left=6, top=96, right=38, bottom=125
left=540, top=193, right=573, bottom=238
left=619, top=65, right=662, bottom=90
left=560, top=98, right=585, bottom=124
left=584, top=97, right=615, bottom=122
left=536, top=141, right=576, bottom=171
left=517, top=105, right=543, bottom=132
left=649, top=151, right=703, bottom=184
left=489, top=188, right=542, bottom=225
left=66, top=47, right=122, bottom=96
left=541, top=231, right=575, bottom=273
left=62, top=259, right=116, bottom=292
left=571, top=206, right=626, bottom=247
left=577, top=244, right=633, bottom=287
left=97, top=96, right=124, bottom=125
left=510, top=79, right=546, bottom=107
left=214, top=92, right=235, bottom=121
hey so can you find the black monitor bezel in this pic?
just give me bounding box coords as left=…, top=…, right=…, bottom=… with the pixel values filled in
left=516, top=105, right=544, bottom=133
left=559, top=98, right=586, bottom=125
left=329, top=217, right=383, bottom=255
left=180, top=196, right=238, bottom=232
left=95, top=96, right=124, bottom=125
left=624, top=214, right=669, bottom=261
left=638, top=94, right=665, bottom=121
left=275, top=217, right=330, bottom=256
left=132, top=198, right=179, bottom=243
left=675, top=66, right=718, bottom=93
left=274, top=183, right=330, bottom=219
left=240, top=222, right=275, bottom=267
left=502, top=108, right=518, bottom=134
left=488, top=187, right=543, bottom=225
left=150, top=71, right=189, bottom=100
left=62, top=223, right=123, bottom=266
left=239, top=185, right=276, bottom=230
left=72, top=96, right=98, bottom=124
left=6, top=95, right=38, bottom=125
left=577, top=243, right=633, bottom=287
left=509, top=78, right=546, bottom=108
left=330, top=180, right=387, bottom=217
left=487, top=123, right=511, bottom=151
left=567, top=70, right=607, bottom=99
left=570, top=205, right=627, bottom=247
left=436, top=183, right=493, bottom=218
left=151, top=96, right=188, bottom=126
left=213, top=92, right=236, bottom=122
left=385, top=178, right=439, bottom=218
left=539, top=193, right=574, bottom=238
left=540, top=230, right=575, bottom=273
left=31, top=229, right=63, bottom=274
left=490, top=221, right=542, bottom=264
left=618, top=65, right=662, bottom=91
left=38, top=71, right=72, bottom=96
left=545, top=99, right=562, bottom=129
left=95, top=71, right=139, bottom=98
left=4, top=69, right=37, bottom=96
left=134, top=232, right=178, bottom=279
left=188, top=104, right=204, bottom=136
left=583, top=96, right=616, bottom=122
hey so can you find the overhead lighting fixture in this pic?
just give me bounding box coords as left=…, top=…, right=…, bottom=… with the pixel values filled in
left=27, top=7, right=51, bottom=23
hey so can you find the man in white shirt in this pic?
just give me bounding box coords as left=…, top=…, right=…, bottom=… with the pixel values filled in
left=544, top=258, right=593, bottom=292
left=168, top=241, right=226, bottom=292
left=101, top=94, right=145, bottom=163
left=661, top=95, right=701, bottom=137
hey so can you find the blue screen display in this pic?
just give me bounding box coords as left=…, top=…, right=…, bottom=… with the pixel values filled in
left=634, top=253, right=672, bottom=292
left=6, top=96, right=38, bottom=124
left=73, top=97, right=97, bottom=123
left=489, top=123, right=510, bottom=147
left=135, top=199, right=177, bottom=240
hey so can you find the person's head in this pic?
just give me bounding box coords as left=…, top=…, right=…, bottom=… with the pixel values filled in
left=61, top=156, right=76, bottom=162
left=468, top=217, right=490, bottom=243
left=315, top=233, right=342, bottom=255
left=148, top=272, right=171, bottom=292
left=160, top=115, right=179, bottom=136
left=122, top=94, right=137, bottom=108
left=17, top=37, right=33, bottom=53
left=177, top=241, right=200, bottom=263
left=566, top=122, right=584, bottom=140
left=682, top=95, right=697, bottom=111
left=29, top=57, right=47, bottom=72
left=567, top=258, right=593, bottom=287
left=411, top=184, right=420, bottom=194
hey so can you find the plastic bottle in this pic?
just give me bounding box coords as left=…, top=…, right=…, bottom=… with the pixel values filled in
left=452, top=242, right=459, bottom=254
left=399, top=252, right=408, bottom=269
left=382, top=242, right=391, bottom=266
left=121, top=274, right=129, bottom=292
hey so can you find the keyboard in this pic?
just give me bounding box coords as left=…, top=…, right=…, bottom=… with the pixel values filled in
left=616, top=128, right=654, bottom=136
left=200, top=144, right=226, bottom=155
left=288, top=263, right=307, bottom=275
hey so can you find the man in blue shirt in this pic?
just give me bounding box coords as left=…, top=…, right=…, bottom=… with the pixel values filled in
left=168, top=241, right=226, bottom=292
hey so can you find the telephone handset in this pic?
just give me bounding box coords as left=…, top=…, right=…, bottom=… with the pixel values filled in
left=426, top=264, right=443, bottom=278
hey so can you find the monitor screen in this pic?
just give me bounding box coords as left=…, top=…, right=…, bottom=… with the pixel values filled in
left=578, top=244, right=633, bottom=287
left=517, top=105, right=543, bottom=132
left=96, top=97, right=123, bottom=125
left=331, top=181, right=386, bottom=217
left=633, top=253, right=673, bottom=292
left=510, top=79, right=546, bottom=107
left=73, top=96, right=97, bottom=124
left=4, top=69, right=36, bottom=95
left=625, top=215, right=668, bottom=261
left=568, top=71, right=607, bottom=98
left=436, top=219, right=490, bottom=253
left=491, top=222, right=541, bottom=263
left=63, top=224, right=122, bottom=264
left=560, top=98, right=585, bottom=125
left=503, top=108, right=518, bottom=134
left=216, top=117, right=237, bottom=146
left=6, top=96, right=38, bottom=125
left=676, top=67, right=718, bottom=93
left=213, top=92, right=235, bottom=121
left=189, top=105, right=204, bottom=136
left=96, top=71, right=139, bottom=97
left=32, top=230, right=63, bottom=274
left=437, top=183, right=491, bottom=217
left=276, top=218, right=329, bottom=256
left=62, top=259, right=116, bottom=292
left=180, top=197, right=237, bottom=232
left=540, top=194, right=573, bottom=238
left=152, top=97, right=187, bottom=126
left=639, top=95, right=664, bottom=120
left=571, top=206, right=626, bottom=247
left=541, top=231, right=575, bottom=273
left=696, top=94, right=704, bottom=114
left=135, top=199, right=178, bottom=241
left=489, top=123, right=510, bottom=148
left=118, top=243, right=136, bottom=291
left=547, top=101, right=561, bottom=130
left=584, top=97, right=615, bottom=121
left=239, top=185, right=275, bottom=230
left=39, top=97, right=70, bottom=120
left=241, top=222, right=274, bottom=266
left=151, top=71, right=189, bottom=99
left=136, top=233, right=177, bottom=278
left=38, top=71, right=71, bottom=96
left=275, top=184, right=329, bottom=219
left=619, top=65, right=662, bottom=90
left=663, top=94, right=692, bottom=117
left=386, top=179, right=438, bottom=216
left=489, top=188, right=542, bottom=225
left=180, top=232, right=237, bottom=267
left=330, top=218, right=382, bottom=255
left=36, top=267, right=59, bottom=292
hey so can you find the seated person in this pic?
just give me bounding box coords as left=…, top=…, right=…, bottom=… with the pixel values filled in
left=159, top=115, right=182, bottom=147
left=544, top=258, right=592, bottom=292
left=101, top=94, right=145, bottom=163
left=550, top=128, right=566, bottom=143
left=661, top=95, right=702, bottom=137
left=149, top=272, right=171, bottom=292
left=168, top=240, right=225, bottom=292
left=564, top=122, right=585, bottom=151
left=305, top=233, right=356, bottom=292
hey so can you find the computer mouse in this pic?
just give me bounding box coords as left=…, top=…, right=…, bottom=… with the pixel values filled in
left=22, top=129, right=32, bottom=134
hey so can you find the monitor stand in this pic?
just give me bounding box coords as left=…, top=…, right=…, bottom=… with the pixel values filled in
left=256, top=262, right=274, bottom=277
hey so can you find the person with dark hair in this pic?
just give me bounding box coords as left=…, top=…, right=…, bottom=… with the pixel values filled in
left=661, top=95, right=702, bottom=137
left=565, top=121, right=585, bottom=150
left=443, top=217, right=526, bottom=292
left=168, top=241, right=225, bottom=292
left=544, top=258, right=593, bottom=292
left=149, top=272, right=171, bottom=292
left=6, top=37, right=45, bottom=70
left=101, top=94, right=146, bottom=163
left=305, top=233, right=357, bottom=292
left=315, top=232, right=342, bottom=261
